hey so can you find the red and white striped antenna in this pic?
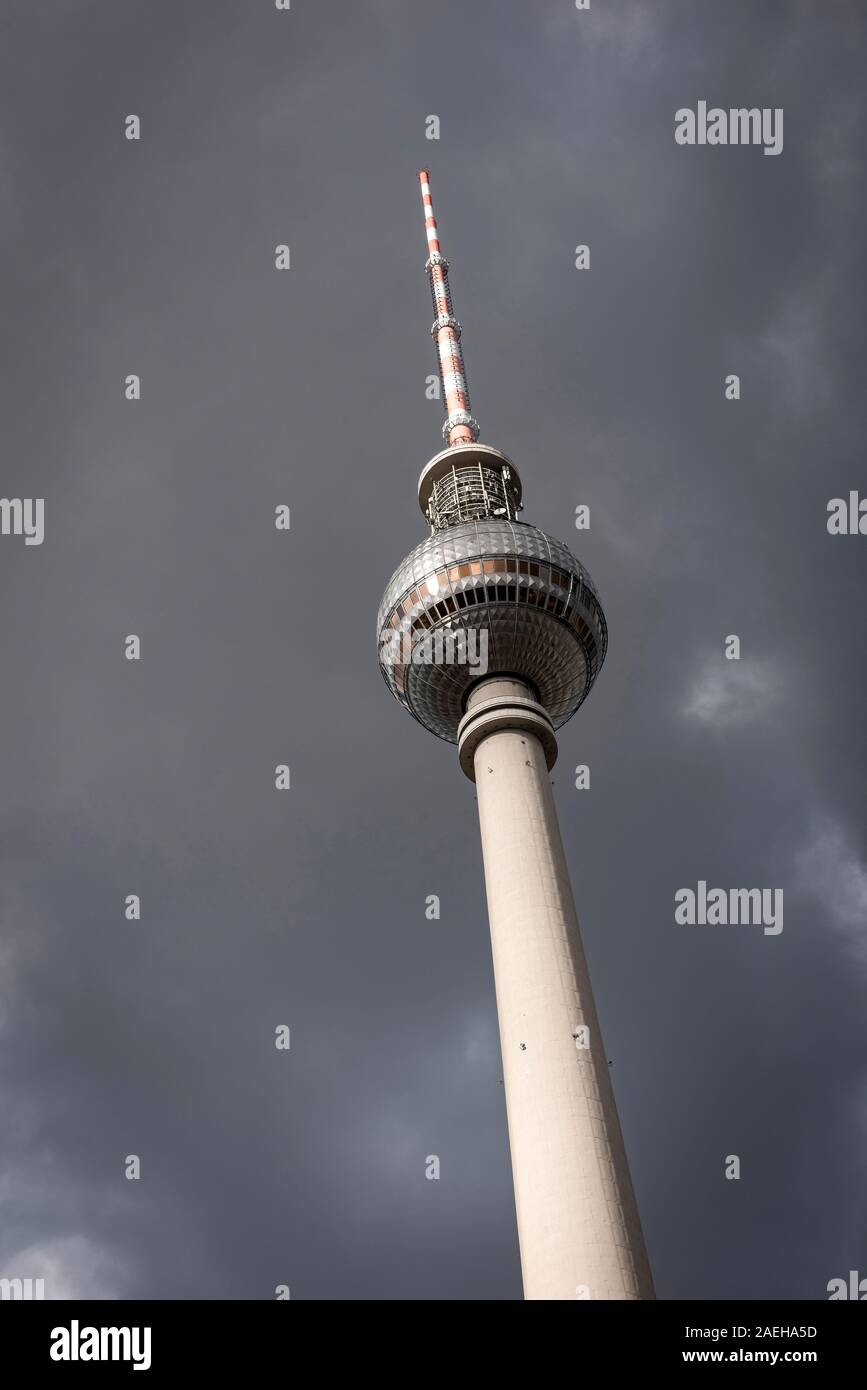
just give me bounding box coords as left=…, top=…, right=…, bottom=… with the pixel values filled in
left=419, top=169, right=480, bottom=448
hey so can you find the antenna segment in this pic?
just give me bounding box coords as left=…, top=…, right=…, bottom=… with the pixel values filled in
left=419, top=169, right=479, bottom=447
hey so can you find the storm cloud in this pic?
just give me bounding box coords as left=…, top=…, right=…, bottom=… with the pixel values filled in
left=0, top=0, right=865, bottom=1299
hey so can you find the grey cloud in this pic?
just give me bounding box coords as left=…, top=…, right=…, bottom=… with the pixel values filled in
left=0, top=0, right=865, bottom=1300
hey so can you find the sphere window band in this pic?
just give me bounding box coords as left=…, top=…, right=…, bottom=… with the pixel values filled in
left=383, top=558, right=600, bottom=636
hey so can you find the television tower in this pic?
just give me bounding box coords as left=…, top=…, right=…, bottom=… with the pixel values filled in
left=377, top=171, right=654, bottom=1301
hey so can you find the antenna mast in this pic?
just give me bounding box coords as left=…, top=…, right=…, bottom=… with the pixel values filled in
left=419, top=169, right=479, bottom=448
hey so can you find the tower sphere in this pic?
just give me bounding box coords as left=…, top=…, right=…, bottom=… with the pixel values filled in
left=377, top=447, right=608, bottom=744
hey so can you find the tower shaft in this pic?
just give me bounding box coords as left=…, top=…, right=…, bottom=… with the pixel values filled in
left=460, top=679, right=655, bottom=1300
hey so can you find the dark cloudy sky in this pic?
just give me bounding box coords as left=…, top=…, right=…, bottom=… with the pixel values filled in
left=1, top=0, right=865, bottom=1300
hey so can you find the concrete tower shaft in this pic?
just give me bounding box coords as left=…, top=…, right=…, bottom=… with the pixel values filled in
left=459, top=679, right=655, bottom=1300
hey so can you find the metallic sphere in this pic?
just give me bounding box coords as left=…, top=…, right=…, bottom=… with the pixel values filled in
left=377, top=518, right=608, bottom=744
